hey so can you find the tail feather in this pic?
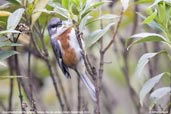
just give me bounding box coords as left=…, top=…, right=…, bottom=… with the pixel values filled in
left=80, top=74, right=96, bottom=101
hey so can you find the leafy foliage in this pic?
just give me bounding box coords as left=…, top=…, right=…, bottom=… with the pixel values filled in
left=127, top=0, right=171, bottom=108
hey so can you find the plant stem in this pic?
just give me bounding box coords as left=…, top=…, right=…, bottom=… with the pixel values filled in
left=13, top=45, right=25, bottom=113
left=28, top=39, right=37, bottom=113
left=102, top=7, right=124, bottom=54
left=8, top=57, right=14, bottom=113
left=77, top=77, right=81, bottom=112
left=95, top=3, right=104, bottom=114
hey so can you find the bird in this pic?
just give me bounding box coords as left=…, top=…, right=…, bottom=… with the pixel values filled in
left=47, top=17, right=96, bottom=101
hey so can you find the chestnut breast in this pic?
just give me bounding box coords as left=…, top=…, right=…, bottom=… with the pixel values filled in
left=57, top=27, right=79, bottom=68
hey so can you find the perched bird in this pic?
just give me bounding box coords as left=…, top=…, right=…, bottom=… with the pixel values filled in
left=47, top=17, right=96, bottom=101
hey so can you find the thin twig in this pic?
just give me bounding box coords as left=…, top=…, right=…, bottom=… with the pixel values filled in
left=102, top=7, right=124, bottom=54
left=8, top=57, right=14, bottom=113
left=168, top=78, right=171, bottom=113
left=94, top=3, right=104, bottom=114
left=8, top=79, right=14, bottom=112
left=77, top=77, right=81, bottom=112
left=28, top=33, right=37, bottom=113
left=73, top=22, right=95, bottom=77
left=13, top=33, right=25, bottom=113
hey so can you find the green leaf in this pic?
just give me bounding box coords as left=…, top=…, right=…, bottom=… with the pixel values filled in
left=6, top=0, right=21, bottom=5
left=121, top=0, right=129, bottom=11
left=71, top=4, right=79, bottom=15
left=79, top=14, right=89, bottom=32
left=150, top=87, right=171, bottom=104
left=81, top=1, right=107, bottom=18
left=7, top=8, right=25, bottom=30
left=136, top=0, right=153, bottom=4
left=0, top=42, right=22, bottom=47
left=62, top=0, right=70, bottom=9
left=127, top=33, right=167, bottom=50
left=53, top=4, right=69, bottom=19
left=85, top=22, right=115, bottom=48
left=139, top=72, right=169, bottom=105
left=27, top=0, right=38, bottom=16
left=0, top=61, right=7, bottom=67
left=149, top=0, right=171, bottom=8
left=34, top=9, right=56, bottom=14
left=0, top=76, right=27, bottom=80
left=86, top=14, right=119, bottom=25
left=135, top=51, right=167, bottom=78
left=72, top=0, right=80, bottom=6
left=0, top=3, right=11, bottom=10
left=0, top=50, right=18, bottom=60
left=136, top=12, right=164, bottom=32
left=143, top=9, right=157, bottom=24
left=0, top=30, right=20, bottom=35
left=31, top=0, right=49, bottom=28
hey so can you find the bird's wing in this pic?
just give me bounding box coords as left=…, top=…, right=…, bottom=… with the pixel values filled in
left=51, top=38, right=71, bottom=78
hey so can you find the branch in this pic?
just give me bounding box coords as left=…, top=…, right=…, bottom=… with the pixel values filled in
left=13, top=33, right=25, bottom=113
left=102, top=7, right=124, bottom=54
left=73, top=21, right=95, bottom=78
left=28, top=34, right=37, bottom=112
left=77, top=77, right=81, bottom=112
left=94, top=3, right=104, bottom=113
left=7, top=57, right=14, bottom=112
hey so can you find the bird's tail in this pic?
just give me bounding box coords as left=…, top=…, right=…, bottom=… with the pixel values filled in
left=80, top=73, right=96, bottom=101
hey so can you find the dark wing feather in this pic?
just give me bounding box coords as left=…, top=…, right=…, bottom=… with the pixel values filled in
left=51, top=38, right=71, bottom=78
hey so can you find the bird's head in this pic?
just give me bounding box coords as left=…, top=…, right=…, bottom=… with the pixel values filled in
left=47, top=17, right=62, bottom=37
left=47, top=17, right=72, bottom=38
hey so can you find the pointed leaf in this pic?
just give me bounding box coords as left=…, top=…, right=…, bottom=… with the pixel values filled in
left=72, top=0, right=80, bottom=6
left=121, top=0, right=129, bottom=11
left=86, top=14, right=119, bottom=25
left=0, top=50, right=18, bottom=60
left=79, top=15, right=89, bottom=32
left=0, top=3, right=11, bottom=10
left=31, top=0, right=49, bottom=28
left=81, top=1, right=108, bottom=18
left=62, top=0, right=70, bottom=9
left=149, top=0, right=171, bottom=8
left=0, top=76, right=27, bottom=80
left=127, top=33, right=167, bottom=50
left=136, top=12, right=164, bottom=32
left=0, top=42, right=22, bottom=47
left=0, top=30, right=21, bottom=35
left=143, top=9, right=157, bottom=24
left=0, top=61, right=7, bottom=67
left=71, top=4, right=79, bottom=15
left=136, top=0, right=154, bottom=4
left=140, top=72, right=169, bottom=105
left=53, top=4, right=69, bottom=19
left=150, top=87, right=171, bottom=104
left=85, top=22, right=115, bottom=48
left=0, top=11, right=11, bottom=17
left=7, top=8, right=25, bottom=30
left=136, top=51, right=166, bottom=78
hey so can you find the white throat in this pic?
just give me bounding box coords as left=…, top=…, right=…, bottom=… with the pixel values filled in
left=51, top=21, right=72, bottom=39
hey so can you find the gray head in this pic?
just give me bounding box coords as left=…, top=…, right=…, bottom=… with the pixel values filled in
left=47, top=17, right=62, bottom=36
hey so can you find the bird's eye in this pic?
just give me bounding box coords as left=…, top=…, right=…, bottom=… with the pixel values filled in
left=51, top=24, right=58, bottom=28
